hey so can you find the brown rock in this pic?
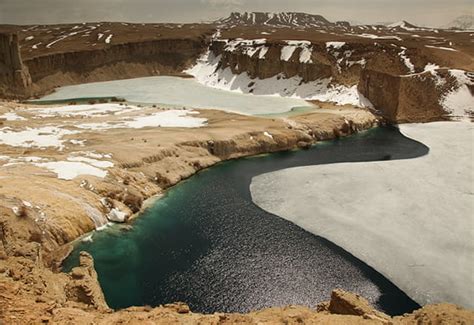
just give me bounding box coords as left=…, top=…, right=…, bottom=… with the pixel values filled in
left=328, top=289, right=390, bottom=322
left=65, top=252, right=109, bottom=311
left=70, top=267, right=85, bottom=280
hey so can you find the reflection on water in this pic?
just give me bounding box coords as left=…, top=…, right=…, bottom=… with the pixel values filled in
left=64, top=127, right=427, bottom=316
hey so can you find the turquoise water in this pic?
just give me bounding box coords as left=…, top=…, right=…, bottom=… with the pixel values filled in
left=64, top=127, right=427, bottom=315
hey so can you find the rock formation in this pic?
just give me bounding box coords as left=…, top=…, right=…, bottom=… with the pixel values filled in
left=0, top=33, right=32, bottom=98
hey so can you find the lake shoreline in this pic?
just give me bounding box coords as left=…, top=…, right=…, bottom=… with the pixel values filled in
left=62, top=126, right=430, bottom=316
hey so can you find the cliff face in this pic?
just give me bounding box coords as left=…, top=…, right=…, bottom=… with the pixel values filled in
left=0, top=33, right=32, bottom=98
left=24, top=37, right=209, bottom=97
left=0, top=23, right=213, bottom=99
left=192, top=37, right=472, bottom=122
left=358, top=69, right=451, bottom=122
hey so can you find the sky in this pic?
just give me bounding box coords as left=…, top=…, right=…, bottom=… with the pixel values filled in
left=0, top=0, right=472, bottom=27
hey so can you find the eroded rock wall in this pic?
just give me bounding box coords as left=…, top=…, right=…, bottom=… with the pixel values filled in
left=0, top=33, right=32, bottom=98
left=358, top=69, right=464, bottom=122
left=23, top=37, right=210, bottom=98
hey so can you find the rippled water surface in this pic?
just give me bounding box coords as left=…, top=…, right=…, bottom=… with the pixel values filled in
left=63, top=127, right=427, bottom=315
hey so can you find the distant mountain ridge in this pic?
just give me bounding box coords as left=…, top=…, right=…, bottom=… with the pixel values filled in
left=443, top=15, right=473, bottom=30
left=216, top=12, right=333, bottom=28
left=215, top=12, right=427, bottom=31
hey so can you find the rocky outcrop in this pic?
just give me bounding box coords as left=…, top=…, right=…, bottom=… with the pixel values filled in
left=321, top=289, right=391, bottom=322
left=65, top=252, right=109, bottom=311
left=1, top=250, right=473, bottom=325
left=0, top=33, right=32, bottom=98
left=358, top=69, right=470, bottom=122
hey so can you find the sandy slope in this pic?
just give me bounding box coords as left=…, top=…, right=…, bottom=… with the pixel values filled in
left=251, top=121, right=474, bottom=309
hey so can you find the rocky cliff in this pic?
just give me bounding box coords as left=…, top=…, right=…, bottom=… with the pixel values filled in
left=0, top=33, right=32, bottom=98
left=0, top=23, right=214, bottom=99
left=24, top=37, right=210, bottom=97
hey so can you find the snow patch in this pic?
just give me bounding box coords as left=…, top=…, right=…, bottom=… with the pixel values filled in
left=263, top=131, right=273, bottom=139
left=0, top=126, right=79, bottom=149
left=105, top=34, right=113, bottom=44
left=299, top=47, right=313, bottom=63
left=31, top=103, right=136, bottom=118
left=76, top=109, right=206, bottom=130
left=399, top=48, right=415, bottom=74
left=280, top=46, right=297, bottom=61
left=107, top=208, right=128, bottom=223
left=34, top=161, right=108, bottom=180
left=354, top=33, right=402, bottom=41
left=425, top=45, right=458, bottom=52
left=326, top=41, right=346, bottom=49
left=0, top=112, right=26, bottom=121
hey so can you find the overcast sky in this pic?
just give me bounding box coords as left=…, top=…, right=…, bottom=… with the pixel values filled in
left=0, top=0, right=471, bottom=27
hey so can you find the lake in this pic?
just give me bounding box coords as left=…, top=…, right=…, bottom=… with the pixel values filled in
left=63, top=126, right=427, bottom=316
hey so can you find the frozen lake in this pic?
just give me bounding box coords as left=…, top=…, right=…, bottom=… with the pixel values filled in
left=251, top=121, right=474, bottom=309
left=38, top=76, right=313, bottom=115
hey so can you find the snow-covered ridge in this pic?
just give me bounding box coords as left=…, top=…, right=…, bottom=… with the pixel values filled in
left=387, top=20, right=434, bottom=32
left=216, top=12, right=331, bottom=28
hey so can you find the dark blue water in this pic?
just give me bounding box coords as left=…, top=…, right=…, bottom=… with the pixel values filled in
left=63, top=126, right=427, bottom=315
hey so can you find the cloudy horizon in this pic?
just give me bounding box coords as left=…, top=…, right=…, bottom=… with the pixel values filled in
left=0, top=0, right=472, bottom=27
